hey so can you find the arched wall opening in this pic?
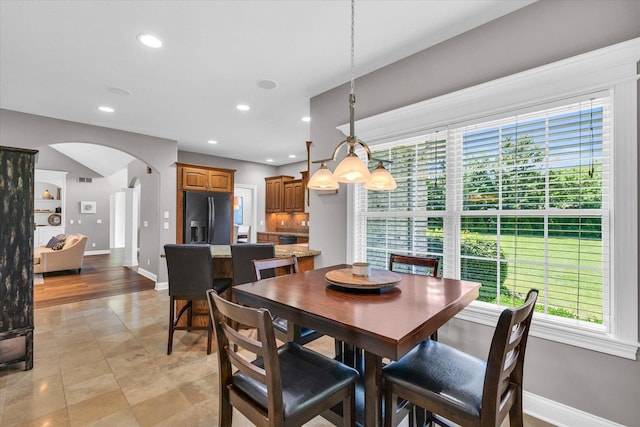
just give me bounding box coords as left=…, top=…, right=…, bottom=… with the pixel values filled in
left=0, top=108, right=178, bottom=285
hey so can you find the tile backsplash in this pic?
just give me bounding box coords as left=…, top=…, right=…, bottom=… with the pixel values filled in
left=266, top=212, right=309, bottom=234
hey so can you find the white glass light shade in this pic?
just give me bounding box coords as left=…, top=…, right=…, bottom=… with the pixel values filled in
left=364, top=163, right=397, bottom=191
left=307, top=164, right=339, bottom=190
left=333, top=154, right=371, bottom=183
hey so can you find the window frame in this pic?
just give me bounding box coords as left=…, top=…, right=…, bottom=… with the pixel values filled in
left=344, top=39, right=639, bottom=359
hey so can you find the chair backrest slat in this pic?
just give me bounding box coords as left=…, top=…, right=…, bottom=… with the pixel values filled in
left=253, top=255, right=298, bottom=280
left=221, top=322, right=264, bottom=356
left=227, top=346, right=267, bottom=384
left=389, top=253, right=439, bottom=278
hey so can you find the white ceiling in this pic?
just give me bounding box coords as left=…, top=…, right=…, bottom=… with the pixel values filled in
left=0, top=0, right=534, bottom=169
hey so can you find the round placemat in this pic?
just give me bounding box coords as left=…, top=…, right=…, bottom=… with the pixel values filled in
left=325, top=268, right=402, bottom=289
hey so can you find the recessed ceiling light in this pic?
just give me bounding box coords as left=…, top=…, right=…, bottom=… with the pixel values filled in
left=266, top=159, right=274, bottom=163
left=257, top=79, right=278, bottom=90
left=208, top=140, right=218, bottom=145
left=288, top=154, right=296, bottom=158
left=236, top=104, right=250, bottom=111
left=98, top=106, right=114, bottom=113
left=137, top=33, right=162, bottom=48
left=106, top=87, right=131, bottom=96
left=302, top=116, right=311, bottom=122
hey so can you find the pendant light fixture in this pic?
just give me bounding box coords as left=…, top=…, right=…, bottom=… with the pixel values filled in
left=307, top=0, right=396, bottom=191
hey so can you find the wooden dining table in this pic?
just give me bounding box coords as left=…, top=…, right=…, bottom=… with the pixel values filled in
left=233, top=264, right=481, bottom=427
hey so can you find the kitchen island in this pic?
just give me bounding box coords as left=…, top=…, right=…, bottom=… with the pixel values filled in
left=211, top=244, right=320, bottom=279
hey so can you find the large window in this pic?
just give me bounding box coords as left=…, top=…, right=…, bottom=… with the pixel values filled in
left=347, top=39, right=637, bottom=358
left=355, top=96, right=609, bottom=325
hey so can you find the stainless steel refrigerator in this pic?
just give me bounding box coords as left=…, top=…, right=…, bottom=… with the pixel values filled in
left=183, top=191, right=231, bottom=245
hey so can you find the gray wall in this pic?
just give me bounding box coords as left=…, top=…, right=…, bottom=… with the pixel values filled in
left=276, top=160, right=307, bottom=179
left=0, top=109, right=177, bottom=283
left=128, top=159, right=160, bottom=276
left=64, top=169, right=127, bottom=251
left=309, top=1, right=640, bottom=424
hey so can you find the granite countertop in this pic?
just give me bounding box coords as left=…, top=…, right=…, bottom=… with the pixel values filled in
left=210, top=244, right=320, bottom=258
left=257, top=231, right=309, bottom=237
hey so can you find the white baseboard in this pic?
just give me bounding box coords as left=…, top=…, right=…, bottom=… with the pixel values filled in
left=84, top=249, right=111, bottom=256
left=524, top=391, right=625, bottom=427
left=155, top=281, right=168, bottom=291
left=136, top=268, right=156, bottom=282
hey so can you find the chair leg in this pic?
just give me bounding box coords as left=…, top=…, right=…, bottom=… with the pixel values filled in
left=335, top=339, right=344, bottom=362
left=219, top=389, right=233, bottom=427
left=509, top=390, right=524, bottom=427
left=413, top=406, right=427, bottom=427
left=342, top=387, right=356, bottom=427
left=384, top=386, right=397, bottom=427
left=167, top=296, right=175, bottom=355
left=187, top=299, right=193, bottom=332
left=207, top=315, right=213, bottom=355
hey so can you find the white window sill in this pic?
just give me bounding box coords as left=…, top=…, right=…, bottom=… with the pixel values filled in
left=456, top=301, right=639, bottom=360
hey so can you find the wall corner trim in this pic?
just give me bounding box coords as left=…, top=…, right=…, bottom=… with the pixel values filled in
left=136, top=268, right=157, bottom=283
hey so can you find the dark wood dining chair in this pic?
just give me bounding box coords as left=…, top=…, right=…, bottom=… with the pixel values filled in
left=164, top=244, right=231, bottom=355
left=207, top=289, right=358, bottom=427
left=389, top=253, right=440, bottom=340
left=253, top=255, right=324, bottom=346
left=382, top=289, right=539, bottom=427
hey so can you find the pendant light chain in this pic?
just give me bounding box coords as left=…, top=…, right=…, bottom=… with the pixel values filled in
left=350, top=0, right=355, bottom=97
left=307, top=0, right=396, bottom=191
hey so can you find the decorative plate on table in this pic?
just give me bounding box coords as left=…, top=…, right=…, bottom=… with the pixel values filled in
left=48, top=213, right=61, bottom=226
left=325, top=268, right=402, bottom=290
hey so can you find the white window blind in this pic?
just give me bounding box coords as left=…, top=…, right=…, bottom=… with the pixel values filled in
left=353, top=133, right=447, bottom=275
left=354, top=94, right=611, bottom=328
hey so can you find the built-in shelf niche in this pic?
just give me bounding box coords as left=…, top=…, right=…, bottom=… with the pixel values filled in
left=34, top=169, right=67, bottom=245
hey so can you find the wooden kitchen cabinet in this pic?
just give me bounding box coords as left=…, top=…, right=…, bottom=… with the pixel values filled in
left=265, top=175, right=293, bottom=213
left=284, top=179, right=305, bottom=213
left=178, top=163, right=233, bottom=192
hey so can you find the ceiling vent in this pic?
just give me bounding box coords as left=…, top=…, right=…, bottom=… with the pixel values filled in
left=77, top=177, right=93, bottom=183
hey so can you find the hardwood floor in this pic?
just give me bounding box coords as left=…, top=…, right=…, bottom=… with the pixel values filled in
left=34, top=249, right=156, bottom=308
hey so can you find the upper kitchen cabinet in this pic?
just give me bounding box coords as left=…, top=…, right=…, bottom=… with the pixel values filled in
left=265, top=175, right=293, bottom=213
left=178, top=163, right=234, bottom=192
left=283, top=179, right=305, bottom=213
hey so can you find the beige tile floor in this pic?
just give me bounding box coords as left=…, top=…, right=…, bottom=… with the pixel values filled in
left=0, top=289, right=553, bottom=426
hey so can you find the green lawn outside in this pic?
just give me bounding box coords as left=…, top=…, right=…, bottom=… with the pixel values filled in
left=467, top=234, right=603, bottom=323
